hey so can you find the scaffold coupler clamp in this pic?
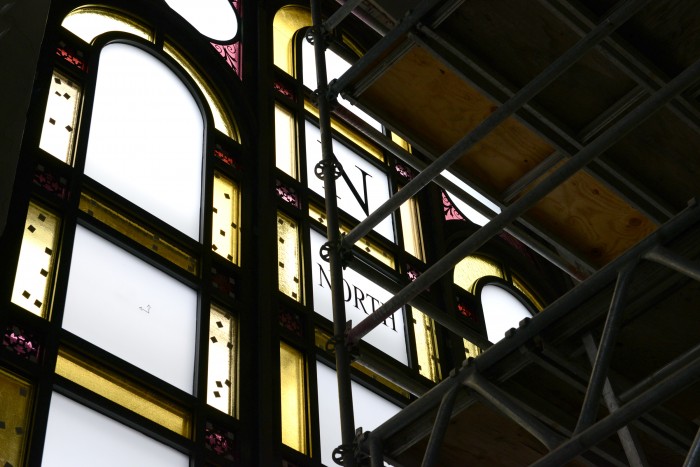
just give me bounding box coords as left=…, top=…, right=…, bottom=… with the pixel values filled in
left=319, top=232, right=354, bottom=270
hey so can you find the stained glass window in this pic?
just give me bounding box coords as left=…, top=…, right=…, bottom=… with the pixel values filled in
left=11, top=202, right=60, bottom=318
left=275, top=103, right=297, bottom=178
left=207, top=305, right=239, bottom=417
left=454, top=255, right=503, bottom=293
left=481, top=284, right=533, bottom=343
left=62, top=225, right=197, bottom=393
left=412, top=308, right=441, bottom=382
left=278, top=212, right=302, bottom=302
left=212, top=172, right=241, bottom=264
left=164, top=0, right=238, bottom=41
left=280, top=342, right=307, bottom=453
left=62, top=7, right=153, bottom=43
left=0, top=369, right=32, bottom=467
left=39, top=71, right=81, bottom=164
left=43, top=393, right=189, bottom=465
left=84, top=43, right=204, bottom=239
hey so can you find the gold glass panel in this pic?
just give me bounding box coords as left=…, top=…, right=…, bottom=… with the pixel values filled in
left=39, top=71, right=81, bottom=163
left=79, top=193, right=198, bottom=274
left=513, top=275, right=544, bottom=311
left=280, top=342, right=307, bottom=453
left=0, top=369, right=32, bottom=467
left=11, top=202, right=60, bottom=318
left=308, top=204, right=395, bottom=269
left=55, top=350, right=190, bottom=437
left=390, top=133, right=411, bottom=152
left=454, top=255, right=503, bottom=293
left=62, top=7, right=153, bottom=43
left=275, top=103, right=298, bottom=178
left=273, top=6, right=312, bottom=75
left=412, top=308, right=441, bottom=382
left=399, top=195, right=425, bottom=261
left=463, top=339, right=482, bottom=360
left=304, top=100, right=384, bottom=161
left=164, top=43, right=239, bottom=140
left=207, top=305, right=239, bottom=417
left=278, top=212, right=303, bottom=302
left=212, top=173, right=241, bottom=265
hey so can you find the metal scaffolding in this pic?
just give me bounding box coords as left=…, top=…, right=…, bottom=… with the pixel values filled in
left=310, top=0, right=700, bottom=465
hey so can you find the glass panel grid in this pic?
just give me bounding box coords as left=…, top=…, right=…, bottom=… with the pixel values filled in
left=55, top=350, right=190, bottom=437
left=212, top=172, right=241, bottom=264
left=277, top=212, right=302, bottom=302
left=39, top=71, right=81, bottom=163
left=207, top=305, right=239, bottom=417
left=0, top=368, right=32, bottom=467
left=79, top=193, right=198, bottom=274
left=280, top=342, right=306, bottom=453
left=11, top=202, right=60, bottom=318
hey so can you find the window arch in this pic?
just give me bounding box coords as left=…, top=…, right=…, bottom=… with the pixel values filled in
left=7, top=3, right=247, bottom=463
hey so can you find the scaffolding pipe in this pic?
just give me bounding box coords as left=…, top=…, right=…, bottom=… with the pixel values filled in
left=582, top=334, right=649, bottom=467
left=530, top=354, right=700, bottom=467
left=575, top=264, right=636, bottom=433
left=310, top=0, right=356, bottom=465
left=421, top=385, right=460, bottom=467
left=332, top=105, right=595, bottom=279
left=323, top=0, right=364, bottom=32
left=328, top=0, right=446, bottom=99
left=360, top=203, right=700, bottom=446
left=369, top=432, right=384, bottom=467
left=346, top=54, right=700, bottom=347
left=683, top=426, right=700, bottom=467
left=645, top=246, right=700, bottom=282
left=620, top=340, right=700, bottom=404
left=341, top=0, right=651, bottom=250
left=465, top=372, right=563, bottom=450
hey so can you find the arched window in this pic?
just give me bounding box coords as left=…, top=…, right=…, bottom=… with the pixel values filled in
left=7, top=4, right=245, bottom=464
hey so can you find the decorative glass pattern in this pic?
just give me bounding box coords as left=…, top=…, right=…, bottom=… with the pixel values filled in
left=62, top=7, right=153, bottom=43
left=205, top=423, right=235, bottom=460
left=3, top=326, right=40, bottom=361
left=412, top=308, right=441, bottom=382
left=211, top=265, right=237, bottom=299
left=164, top=43, right=239, bottom=140
left=55, top=350, right=191, bottom=436
left=275, top=103, right=297, bottom=178
left=280, top=342, right=306, bottom=453
left=207, top=305, right=239, bottom=417
left=62, top=226, right=197, bottom=393
left=11, top=202, right=60, bottom=318
left=79, top=193, right=198, bottom=274
left=276, top=180, right=300, bottom=208
left=442, top=190, right=466, bottom=222
left=463, top=339, right=482, bottom=359
left=308, top=204, right=395, bottom=269
left=274, top=81, right=295, bottom=100
left=56, top=43, right=87, bottom=72
left=0, top=369, right=32, bottom=467
left=277, top=212, right=302, bottom=302
left=394, top=162, right=414, bottom=181
left=272, top=6, right=311, bottom=75
left=212, top=42, right=241, bottom=77
left=212, top=172, right=241, bottom=265
left=454, top=255, right=503, bottom=293
left=43, top=393, right=189, bottom=465
left=39, top=70, right=81, bottom=163
left=213, top=146, right=241, bottom=169
left=279, top=308, right=303, bottom=338
left=33, top=164, right=69, bottom=200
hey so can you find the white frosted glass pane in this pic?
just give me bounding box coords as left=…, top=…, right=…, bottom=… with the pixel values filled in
left=305, top=121, right=394, bottom=241
left=165, top=0, right=238, bottom=41
left=481, top=284, right=532, bottom=343
left=43, top=393, right=188, bottom=466
left=442, top=171, right=500, bottom=226
left=63, top=226, right=197, bottom=393
left=85, top=43, right=203, bottom=239
left=311, top=230, right=407, bottom=364
left=316, top=362, right=399, bottom=467
left=302, top=41, right=382, bottom=131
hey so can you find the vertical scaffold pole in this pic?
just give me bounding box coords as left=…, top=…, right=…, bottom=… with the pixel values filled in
left=310, top=1, right=356, bottom=465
